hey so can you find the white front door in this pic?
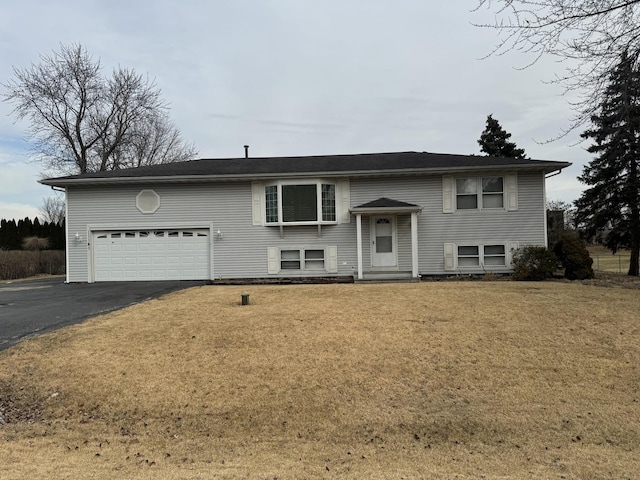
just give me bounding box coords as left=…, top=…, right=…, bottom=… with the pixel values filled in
left=371, top=216, right=397, bottom=267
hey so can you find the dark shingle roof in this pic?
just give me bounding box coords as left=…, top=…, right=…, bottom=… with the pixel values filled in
left=354, top=198, right=419, bottom=209
left=350, top=197, right=423, bottom=213
left=40, top=151, right=571, bottom=186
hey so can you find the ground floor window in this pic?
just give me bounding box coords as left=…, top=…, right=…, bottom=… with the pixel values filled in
left=457, top=244, right=506, bottom=268
left=483, top=245, right=506, bottom=265
left=268, top=246, right=338, bottom=274
left=280, top=248, right=326, bottom=271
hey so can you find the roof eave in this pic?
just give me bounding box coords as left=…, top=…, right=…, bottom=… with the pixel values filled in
left=350, top=206, right=423, bottom=214
left=39, top=162, right=573, bottom=187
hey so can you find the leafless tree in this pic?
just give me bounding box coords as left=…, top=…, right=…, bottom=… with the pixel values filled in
left=3, top=44, right=197, bottom=175
left=22, top=236, right=49, bottom=251
left=474, top=1, right=640, bottom=129
left=39, top=195, right=65, bottom=226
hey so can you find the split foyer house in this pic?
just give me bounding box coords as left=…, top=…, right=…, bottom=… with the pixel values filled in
left=40, top=151, right=571, bottom=283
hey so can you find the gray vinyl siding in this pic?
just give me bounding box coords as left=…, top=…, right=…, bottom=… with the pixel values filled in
left=66, top=170, right=548, bottom=281
left=350, top=171, right=547, bottom=275
left=66, top=182, right=358, bottom=282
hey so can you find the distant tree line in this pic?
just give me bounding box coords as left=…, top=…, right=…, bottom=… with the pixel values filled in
left=0, top=217, right=65, bottom=251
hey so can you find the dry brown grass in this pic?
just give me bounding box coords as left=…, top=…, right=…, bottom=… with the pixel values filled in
left=0, top=250, right=65, bottom=280
left=1, top=282, right=639, bottom=479
left=587, top=245, right=631, bottom=273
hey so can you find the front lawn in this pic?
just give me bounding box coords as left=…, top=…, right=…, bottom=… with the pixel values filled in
left=1, top=281, right=639, bottom=479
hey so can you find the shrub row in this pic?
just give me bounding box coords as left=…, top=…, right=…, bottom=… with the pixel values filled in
left=0, top=250, right=65, bottom=280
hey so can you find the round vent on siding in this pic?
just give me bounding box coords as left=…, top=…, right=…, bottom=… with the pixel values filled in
left=136, top=189, right=161, bottom=214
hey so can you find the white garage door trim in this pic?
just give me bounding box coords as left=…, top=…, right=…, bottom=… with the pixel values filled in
left=91, top=228, right=211, bottom=282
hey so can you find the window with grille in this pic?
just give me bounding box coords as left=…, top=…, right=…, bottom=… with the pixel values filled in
left=265, top=181, right=336, bottom=224
left=456, top=177, right=504, bottom=210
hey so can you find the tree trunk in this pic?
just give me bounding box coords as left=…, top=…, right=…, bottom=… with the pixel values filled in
left=630, top=245, right=640, bottom=276
left=628, top=155, right=640, bottom=276
left=628, top=199, right=640, bottom=275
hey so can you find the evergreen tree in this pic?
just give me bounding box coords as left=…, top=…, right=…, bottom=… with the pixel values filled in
left=0, top=220, right=20, bottom=250
left=478, top=114, right=527, bottom=159
left=575, top=51, right=640, bottom=276
left=16, top=218, right=33, bottom=242
left=48, top=219, right=66, bottom=250
left=0, top=217, right=65, bottom=251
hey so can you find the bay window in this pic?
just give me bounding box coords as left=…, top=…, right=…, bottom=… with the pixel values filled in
left=265, top=181, right=337, bottom=225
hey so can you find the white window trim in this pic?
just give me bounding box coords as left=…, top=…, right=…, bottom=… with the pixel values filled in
left=458, top=245, right=482, bottom=267
left=253, top=179, right=349, bottom=226
left=267, top=246, right=338, bottom=274
left=456, top=177, right=504, bottom=211
left=444, top=242, right=513, bottom=271
left=266, top=180, right=338, bottom=226
left=442, top=174, right=517, bottom=213
left=136, top=189, right=161, bottom=214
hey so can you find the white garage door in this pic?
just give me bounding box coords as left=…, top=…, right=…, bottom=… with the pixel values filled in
left=93, top=229, right=210, bottom=281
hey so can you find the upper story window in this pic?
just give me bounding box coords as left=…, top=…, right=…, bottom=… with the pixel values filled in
left=456, top=176, right=504, bottom=210
left=265, top=181, right=336, bottom=225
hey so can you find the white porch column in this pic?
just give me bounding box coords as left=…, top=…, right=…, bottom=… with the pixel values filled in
left=411, top=212, right=419, bottom=278
left=356, top=213, right=363, bottom=280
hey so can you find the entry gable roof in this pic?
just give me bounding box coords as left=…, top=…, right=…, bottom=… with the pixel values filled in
left=350, top=197, right=423, bottom=214
left=40, top=151, right=572, bottom=187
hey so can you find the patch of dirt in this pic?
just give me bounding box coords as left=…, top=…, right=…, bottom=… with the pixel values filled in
left=0, top=379, right=44, bottom=425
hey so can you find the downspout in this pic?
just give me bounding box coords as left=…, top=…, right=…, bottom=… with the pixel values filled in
left=542, top=172, right=548, bottom=247
left=64, top=188, right=70, bottom=283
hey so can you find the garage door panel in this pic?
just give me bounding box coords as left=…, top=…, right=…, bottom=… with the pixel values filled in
left=93, top=229, right=210, bottom=281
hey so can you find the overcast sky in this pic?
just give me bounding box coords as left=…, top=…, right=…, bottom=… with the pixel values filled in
left=0, top=1, right=587, bottom=221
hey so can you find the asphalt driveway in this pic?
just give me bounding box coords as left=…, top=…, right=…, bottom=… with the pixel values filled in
left=0, top=278, right=204, bottom=351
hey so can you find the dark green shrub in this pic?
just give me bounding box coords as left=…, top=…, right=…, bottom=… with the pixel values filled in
left=512, top=246, right=558, bottom=281
left=553, top=233, right=594, bottom=280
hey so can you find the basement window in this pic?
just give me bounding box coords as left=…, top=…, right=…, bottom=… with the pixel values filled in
left=457, top=244, right=506, bottom=268
left=280, top=248, right=325, bottom=271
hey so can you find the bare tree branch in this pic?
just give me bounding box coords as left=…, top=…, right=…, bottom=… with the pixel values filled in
left=39, top=194, right=65, bottom=226
left=3, top=43, right=197, bottom=174
left=474, top=1, right=640, bottom=131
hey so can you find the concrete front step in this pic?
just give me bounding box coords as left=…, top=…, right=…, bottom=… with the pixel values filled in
left=355, top=272, right=419, bottom=283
